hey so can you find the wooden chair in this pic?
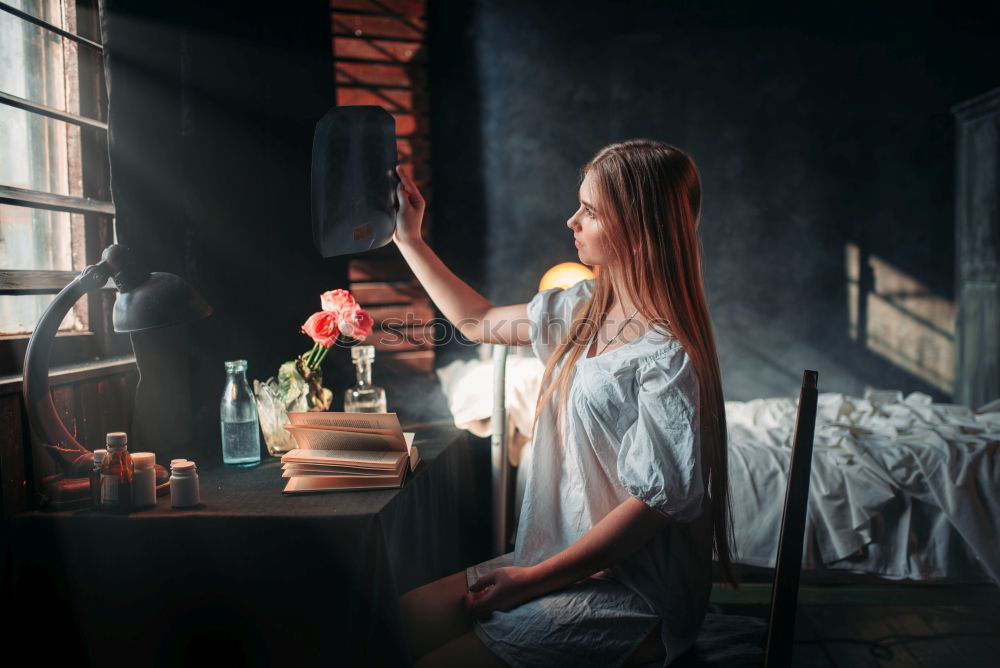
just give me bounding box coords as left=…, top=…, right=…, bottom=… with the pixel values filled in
left=669, top=369, right=819, bottom=667
left=762, top=369, right=820, bottom=666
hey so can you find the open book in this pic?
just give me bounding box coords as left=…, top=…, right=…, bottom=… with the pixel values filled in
left=280, top=412, right=420, bottom=494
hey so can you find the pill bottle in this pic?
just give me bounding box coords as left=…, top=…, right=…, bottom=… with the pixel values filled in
left=90, top=448, right=107, bottom=509
left=100, top=432, right=133, bottom=513
left=132, top=452, right=157, bottom=508
left=170, top=460, right=200, bottom=508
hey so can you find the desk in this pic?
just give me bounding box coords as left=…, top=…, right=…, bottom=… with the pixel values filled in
left=5, top=422, right=491, bottom=667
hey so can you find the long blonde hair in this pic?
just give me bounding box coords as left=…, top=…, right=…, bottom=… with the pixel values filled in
left=528, top=139, right=736, bottom=585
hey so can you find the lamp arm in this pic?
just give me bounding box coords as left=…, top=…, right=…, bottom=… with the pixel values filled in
left=23, top=261, right=112, bottom=478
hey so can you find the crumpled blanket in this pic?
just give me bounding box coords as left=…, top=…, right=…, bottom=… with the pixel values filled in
left=436, top=358, right=1000, bottom=583
left=727, top=390, right=999, bottom=583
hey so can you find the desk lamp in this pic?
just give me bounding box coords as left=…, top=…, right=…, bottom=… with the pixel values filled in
left=311, top=105, right=399, bottom=257
left=23, top=244, right=213, bottom=509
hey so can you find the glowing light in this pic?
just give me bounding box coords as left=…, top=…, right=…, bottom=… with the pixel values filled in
left=539, top=262, right=595, bottom=291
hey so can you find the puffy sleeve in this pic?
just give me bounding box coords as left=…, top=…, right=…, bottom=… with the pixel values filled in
left=525, top=278, right=594, bottom=365
left=617, top=350, right=705, bottom=522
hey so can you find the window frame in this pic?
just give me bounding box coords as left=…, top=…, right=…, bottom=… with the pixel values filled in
left=0, top=0, right=129, bottom=377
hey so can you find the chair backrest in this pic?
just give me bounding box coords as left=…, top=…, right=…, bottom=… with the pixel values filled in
left=764, top=369, right=819, bottom=668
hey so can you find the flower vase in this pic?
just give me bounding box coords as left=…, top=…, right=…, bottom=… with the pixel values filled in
left=252, top=377, right=306, bottom=456
left=253, top=355, right=334, bottom=457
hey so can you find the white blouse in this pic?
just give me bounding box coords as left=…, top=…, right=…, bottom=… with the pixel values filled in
left=514, top=277, right=713, bottom=665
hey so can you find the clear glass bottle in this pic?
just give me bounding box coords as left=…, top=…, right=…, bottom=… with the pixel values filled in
left=344, top=345, right=387, bottom=413
left=220, top=359, right=262, bottom=466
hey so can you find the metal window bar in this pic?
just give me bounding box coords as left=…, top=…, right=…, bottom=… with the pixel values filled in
left=1, top=269, right=114, bottom=295
left=0, top=184, right=115, bottom=216
left=0, top=90, right=107, bottom=131
left=335, top=82, right=423, bottom=94
left=331, top=6, right=425, bottom=34
left=491, top=344, right=512, bottom=556
left=331, top=27, right=424, bottom=44
left=0, top=0, right=103, bottom=50
left=488, top=342, right=551, bottom=554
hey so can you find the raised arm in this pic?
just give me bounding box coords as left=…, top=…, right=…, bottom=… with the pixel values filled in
left=393, top=165, right=531, bottom=347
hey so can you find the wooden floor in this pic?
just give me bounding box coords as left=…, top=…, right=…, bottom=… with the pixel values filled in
left=710, top=582, right=1000, bottom=667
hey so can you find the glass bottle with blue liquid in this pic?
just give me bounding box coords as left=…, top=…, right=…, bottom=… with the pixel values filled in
left=220, top=359, right=262, bottom=466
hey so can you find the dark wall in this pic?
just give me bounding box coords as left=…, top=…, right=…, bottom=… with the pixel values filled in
left=102, top=0, right=342, bottom=461
left=427, top=0, right=1000, bottom=400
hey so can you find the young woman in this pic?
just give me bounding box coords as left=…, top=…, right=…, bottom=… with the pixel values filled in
left=393, top=139, right=735, bottom=668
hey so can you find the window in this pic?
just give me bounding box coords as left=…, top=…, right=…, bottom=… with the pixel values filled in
left=332, top=0, right=438, bottom=374
left=0, top=0, right=120, bottom=375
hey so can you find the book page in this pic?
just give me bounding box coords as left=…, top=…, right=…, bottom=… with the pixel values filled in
left=281, top=448, right=406, bottom=468
left=287, top=411, right=402, bottom=434
left=296, top=423, right=399, bottom=438
left=283, top=472, right=403, bottom=493
left=282, top=465, right=388, bottom=477
left=284, top=426, right=403, bottom=452
left=404, top=432, right=419, bottom=471
left=282, top=457, right=405, bottom=476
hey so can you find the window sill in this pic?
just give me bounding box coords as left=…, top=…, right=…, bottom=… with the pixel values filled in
left=0, top=354, right=137, bottom=396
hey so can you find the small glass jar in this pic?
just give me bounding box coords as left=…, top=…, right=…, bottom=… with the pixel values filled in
left=100, top=432, right=134, bottom=513
left=220, top=359, right=262, bottom=466
left=170, top=460, right=200, bottom=508
left=344, top=345, right=387, bottom=413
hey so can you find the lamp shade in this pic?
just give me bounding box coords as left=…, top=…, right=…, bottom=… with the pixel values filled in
left=311, top=105, right=399, bottom=258
left=539, top=262, right=595, bottom=291
left=113, top=271, right=213, bottom=333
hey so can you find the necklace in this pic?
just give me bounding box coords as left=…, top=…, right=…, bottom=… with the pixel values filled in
left=592, top=308, right=640, bottom=358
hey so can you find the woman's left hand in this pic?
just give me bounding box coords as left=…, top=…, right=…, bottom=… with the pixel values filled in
left=464, top=566, right=545, bottom=618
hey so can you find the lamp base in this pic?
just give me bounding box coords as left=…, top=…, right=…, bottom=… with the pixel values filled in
left=39, top=464, right=172, bottom=511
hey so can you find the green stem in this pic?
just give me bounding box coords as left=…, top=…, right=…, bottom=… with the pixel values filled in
left=315, top=345, right=331, bottom=367
left=305, top=343, right=320, bottom=369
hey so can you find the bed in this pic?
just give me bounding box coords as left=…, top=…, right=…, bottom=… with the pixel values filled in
left=436, top=346, right=1000, bottom=585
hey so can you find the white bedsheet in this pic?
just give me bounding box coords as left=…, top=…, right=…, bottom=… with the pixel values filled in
left=435, top=358, right=1000, bottom=583
left=727, top=391, right=999, bottom=582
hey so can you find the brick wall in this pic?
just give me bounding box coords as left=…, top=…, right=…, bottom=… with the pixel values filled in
left=331, top=0, right=435, bottom=375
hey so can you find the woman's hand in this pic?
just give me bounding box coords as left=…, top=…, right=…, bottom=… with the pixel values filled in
left=464, top=566, right=546, bottom=618
left=394, top=163, right=425, bottom=247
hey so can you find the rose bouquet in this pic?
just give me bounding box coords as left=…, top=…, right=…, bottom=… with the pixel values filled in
left=253, top=289, right=374, bottom=455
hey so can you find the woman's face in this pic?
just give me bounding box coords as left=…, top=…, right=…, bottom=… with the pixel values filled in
left=566, top=170, right=612, bottom=266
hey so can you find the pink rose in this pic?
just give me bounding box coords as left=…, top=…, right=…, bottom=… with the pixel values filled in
left=338, top=306, right=374, bottom=341
left=301, top=311, right=339, bottom=348
left=320, top=289, right=357, bottom=315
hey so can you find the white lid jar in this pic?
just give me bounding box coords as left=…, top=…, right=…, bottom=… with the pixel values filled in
left=106, top=431, right=127, bottom=447
left=131, top=452, right=157, bottom=508
left=169, top=460, right=200, bottom=508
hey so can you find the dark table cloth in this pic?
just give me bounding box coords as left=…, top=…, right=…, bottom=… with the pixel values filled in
left=4, top=421, right=492, bottom=667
